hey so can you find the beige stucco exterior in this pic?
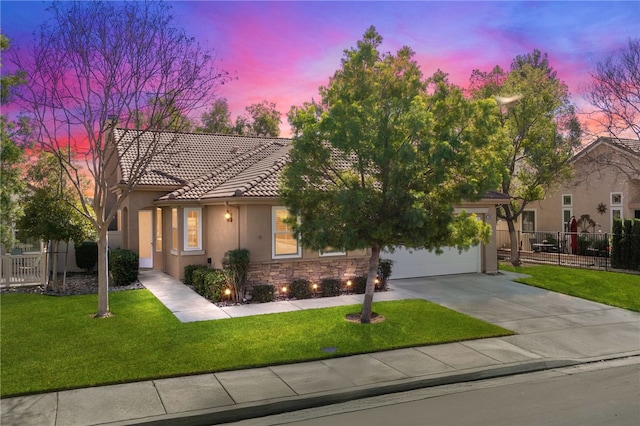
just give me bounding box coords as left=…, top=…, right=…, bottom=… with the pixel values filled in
left=533, top=141, right=640, bottom=234
left=114, top=194, right=501, bottom=283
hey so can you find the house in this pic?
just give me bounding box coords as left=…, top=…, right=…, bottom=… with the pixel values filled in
left=109, top=128, right=505, bottom=285
left=530, top=137, right=640, bottom=235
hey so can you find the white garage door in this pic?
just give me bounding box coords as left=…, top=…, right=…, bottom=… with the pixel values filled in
left=383, top=245, right=480, bottom=279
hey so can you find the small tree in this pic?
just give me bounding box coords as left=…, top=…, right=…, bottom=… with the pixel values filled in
left=19, top=152, right=93, bottom=291
left=222, top=249, right=249, bottom=303
left=282, top=27, right=505, bottom=323
left=11, top=1, right=228, bottom=316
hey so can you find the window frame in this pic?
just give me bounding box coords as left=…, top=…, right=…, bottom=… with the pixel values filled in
left=272, top=206, right=301, bottom=259
left=171, top=208, right=178, bottom=252
left=155, top=208, right=163, bottom=252
left=562, top=194, right=572, bottom=207
left=183, top=207, right=202, bottom=252
left=611, top=192, right=622, bottom=206
left=319, top=248, right=346, bottom=257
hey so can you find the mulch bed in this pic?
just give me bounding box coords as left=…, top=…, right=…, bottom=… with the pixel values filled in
left=0, top=273, right=144, bottom=295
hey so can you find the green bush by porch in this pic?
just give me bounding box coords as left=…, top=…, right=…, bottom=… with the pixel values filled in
left=0, top=291, right=511, bottom=397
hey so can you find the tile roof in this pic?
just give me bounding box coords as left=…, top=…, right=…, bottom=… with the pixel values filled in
left=114, top=129, right=508, bottom=202
left=113, top=128, right=290, bottom=187
left=617, top=138, right=640, bottom=155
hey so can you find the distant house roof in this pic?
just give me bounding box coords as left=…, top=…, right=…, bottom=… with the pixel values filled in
left=573, top=137, right=640, bottom=162
left=114, top=129, right=507, bottom=203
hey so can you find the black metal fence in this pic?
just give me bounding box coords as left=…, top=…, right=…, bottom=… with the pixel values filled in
left=497, top=230, right=616, bottom=271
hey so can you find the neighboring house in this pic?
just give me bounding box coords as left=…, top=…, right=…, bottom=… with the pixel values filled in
left=109, top=129, right=505, bottom=285
left=501, top=137, right=640, bottom=237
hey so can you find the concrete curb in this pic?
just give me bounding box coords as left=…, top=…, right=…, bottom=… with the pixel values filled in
left=115, top=359, right=584, bottom=426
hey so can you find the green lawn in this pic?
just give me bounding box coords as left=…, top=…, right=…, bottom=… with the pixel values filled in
left=0, top=290, right=512, bottom=397
left=501, top=264, right=640, bottom=311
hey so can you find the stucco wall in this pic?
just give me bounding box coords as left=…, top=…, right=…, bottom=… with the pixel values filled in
left=534, top=143, right=640, bottom=233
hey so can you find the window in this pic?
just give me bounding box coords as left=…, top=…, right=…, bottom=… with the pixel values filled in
left=171, top=208, right=178, bottom=251
left=562, top=194, right=572, bottom=206
left=521, top=210, right=536, bottom=233
left=611, top=193, right=622, bottom=206
left=184, top=207, right=202, bottom=251
left=272, top=207, right=301, bottom=259
left=155, top=208, right=163, bottom=252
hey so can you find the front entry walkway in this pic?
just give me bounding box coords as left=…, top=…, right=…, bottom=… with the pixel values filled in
left=137, top=270, right=408, bottom=323
left=138, top=270, right=230, bottom=322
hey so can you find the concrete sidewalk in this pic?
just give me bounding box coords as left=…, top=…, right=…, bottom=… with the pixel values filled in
left=2, top=271, right=640, bottom=425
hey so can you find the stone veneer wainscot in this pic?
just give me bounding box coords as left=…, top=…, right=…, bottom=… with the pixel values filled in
left=247, top=258, right=370, bottom=287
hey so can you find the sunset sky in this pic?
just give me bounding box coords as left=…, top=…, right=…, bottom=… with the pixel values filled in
left=2, top=1, right=638, bottom=137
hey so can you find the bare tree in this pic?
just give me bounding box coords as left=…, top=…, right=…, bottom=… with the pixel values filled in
left=583, top=38, right=640, bottom=179
left=586, top=38, right=640, bottom=141
left=11, top=1, right=228, bottom=317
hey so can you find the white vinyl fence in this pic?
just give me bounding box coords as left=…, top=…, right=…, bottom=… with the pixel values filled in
left=1, top=253, right=47, bottom=287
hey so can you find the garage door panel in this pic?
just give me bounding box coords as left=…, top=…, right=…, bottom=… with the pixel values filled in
left=383, top=245, right=480, bottom=279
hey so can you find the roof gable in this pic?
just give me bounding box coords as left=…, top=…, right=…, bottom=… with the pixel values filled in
left=573, top=137, right=640, bottom=163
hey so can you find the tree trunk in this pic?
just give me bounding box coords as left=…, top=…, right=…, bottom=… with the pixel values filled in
left=52, top=240, right=59, bottom=292
left=62, top=240, right=69, bottom=292
left=360, top=245, right=380, bottom=324
left=96, top=229, right=110, bottom=317
left=506, top=217, right=521, bottom=266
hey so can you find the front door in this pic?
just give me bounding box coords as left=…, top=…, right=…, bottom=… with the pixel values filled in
left=138, top=210, right=153, bottom=268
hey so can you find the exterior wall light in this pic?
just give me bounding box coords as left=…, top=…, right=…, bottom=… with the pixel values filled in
left=225, top=210, right=232, bottom=222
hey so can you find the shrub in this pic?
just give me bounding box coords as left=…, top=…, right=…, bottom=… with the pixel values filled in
left=290, top=278, right=313, bottom=299
left=184, top=264, right=208, bottom=286
left=251, top=284, right=274, bottom=303
left=321, top=278, right=341, bottom=297
left=222, top=249, right=250, bottom=303
left=612, top=219, right=623, bottom=268
left=75, top=241, right=98, bottom=273
left=206, top=270, right=227, bottom=302
left=192, top=268, right=209, bottom=295
left=577, top=235, right=591, bottom=256
left=377, top=259, right=393, bottom=290
left=353, top=275, right=368, bottom=294
left=109, top=248, right=139, bottom=286
left=632, top=219, right=640, bottom=271
left=191, top=268, right=227, bottom=301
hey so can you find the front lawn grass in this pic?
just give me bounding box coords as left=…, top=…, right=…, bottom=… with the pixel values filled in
left=501, top=264, right=640, bottom=311
left=0, top=291, right=512, bottom=397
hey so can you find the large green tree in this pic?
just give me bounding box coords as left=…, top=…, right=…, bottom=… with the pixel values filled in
left=199, top=98, right=281, bottom=136
left=470, top=50, right=581, bottom=265
left=0, top=33, right=27, bottom=249
left=198, top=98, right=235, bottom=134
left=11, top=1, right=228, bottom=317
left=282, top=27, right=505, bottom=323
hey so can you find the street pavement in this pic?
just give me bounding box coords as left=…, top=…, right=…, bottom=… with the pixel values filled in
left=2, top=270, right=639, bottom=425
